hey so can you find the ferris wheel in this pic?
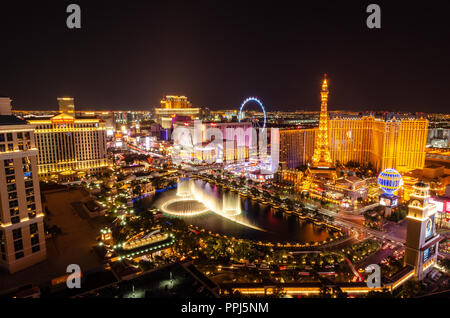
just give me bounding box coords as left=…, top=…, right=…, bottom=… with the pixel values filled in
left=238, top=97, right=267, bottom=131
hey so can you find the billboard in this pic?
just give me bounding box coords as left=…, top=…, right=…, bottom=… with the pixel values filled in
left=429, top=198, right=444, bottom=212
left=380, top=194, right=398, bottom=207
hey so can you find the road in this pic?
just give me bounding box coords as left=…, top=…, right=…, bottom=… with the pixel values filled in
left=316, top=206, right=406, bottom=245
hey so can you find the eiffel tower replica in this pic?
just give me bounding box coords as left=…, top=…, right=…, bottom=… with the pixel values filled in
left=305, top=74, right=337, bottom=184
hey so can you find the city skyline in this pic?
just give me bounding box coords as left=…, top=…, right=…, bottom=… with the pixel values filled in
left=1, top=1, right=450, bottom=113
left=0, top=1, right=449, bottom=304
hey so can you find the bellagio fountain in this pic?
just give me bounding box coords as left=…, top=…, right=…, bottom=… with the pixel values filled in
left=159, top=177, right=263, bottom=231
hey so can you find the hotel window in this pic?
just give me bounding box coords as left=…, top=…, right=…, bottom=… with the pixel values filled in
left=18, top=143, right=24, bottom=150
left=32, top=245, right=40, bottom=253
left=14, top=239, right=23, bottom=251
left=8, top=192, right=17, bottom=200
left=9, top=200, right=18, bottom=208
left=15, top=251, right=24, bottom=260
left=6, top=175, right=16, bottom=184
left=10, top=207, right=19, bottom=217
left=27, top=196, right=35, bottom=205
left=31, top=233, right=39, bottom=246
left=7, top=143, right=13, bottom=151
left=5, top=166, right=14, bottom=175
left=23, top=157, right=32, bottom=174
left=4, top=159, right=13, bottom=166
left=12, top=228, right=22, bottom=240
left=1, top=242, right=5, bottom=260
left=17, top=132, right=23, bottom=140
left=0, top=144, right=5, bottom=152
left=24, top=132, right=30, bottom=140
left=24, top=172, right=32, bottom=181
left=6, top=133, right=12, bottom=142
left=0, top=134, right=4, bottom=142
left=10, top=216, right=20, bottom=224
left=30, top=223, right=38, bottom=234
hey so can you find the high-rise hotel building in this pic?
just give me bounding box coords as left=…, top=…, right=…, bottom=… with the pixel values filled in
left=27, top=98, right=108, bottom=178
left=329, top=115, right=428, bottom=172
left=0, top=98, right=46, bottom=273
left=279, top=116, right=428, bottom=172
left=155, top=96, right=200, bottom=129
left=279, top=128, right=316, bottom=169
left=277, top=76, right=428, bottom=173
left=278, top=115, right=428, bottom=173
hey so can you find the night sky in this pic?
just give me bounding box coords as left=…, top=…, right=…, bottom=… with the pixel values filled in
left=1, top=0, right=450, bottom=113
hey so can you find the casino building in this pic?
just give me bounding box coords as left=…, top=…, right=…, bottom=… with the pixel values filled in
left=173, top=121, right=253, bottom=164
left=0, top=97, right=46, bottom=273
left=277, top=93, right=428, bottom=174
left=155, top=96, right=200, bottom=129
left=329, top=115, right=428, bottom=173
left=27, top=98, right=108, bottom=179
left=279, top=128, right=316, bottom=169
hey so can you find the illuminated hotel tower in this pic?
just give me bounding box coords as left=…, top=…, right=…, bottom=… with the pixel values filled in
left=404, top=182, right=440, bottom=280
left=27, top=98, right=108, bottom=179
left=0, top=98, right=46, bottom=273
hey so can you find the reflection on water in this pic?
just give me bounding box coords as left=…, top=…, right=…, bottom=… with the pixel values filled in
left=137, top=178, right=331, bottom=243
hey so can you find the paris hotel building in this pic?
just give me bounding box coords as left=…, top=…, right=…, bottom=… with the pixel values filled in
left=279, top=115, right=428, bottom=173
left=0, top=98, right=46, bottom=273
left=26, top=98, right=108, bottom=179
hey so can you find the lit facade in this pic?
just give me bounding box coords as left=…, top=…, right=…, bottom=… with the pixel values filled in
left=329, top=116, right=428, bottom=172
left=279, top=128, right=315, bottom=169
left=27, top=98, right=108, bottom=178
left=160, top=95, right=191, bottom=109
left=0, top=98, right=46, bottom=273
left=57, top=97, right=75, bottom=114
left=429, top=195, right=450, bottom=229
left=277, top=116, right=428, bottom=177
left=155, top=96, right=200, bottom=129
left=173, top=121, right=252, bottom=164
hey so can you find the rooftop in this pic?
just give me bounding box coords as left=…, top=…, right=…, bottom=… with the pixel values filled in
left=0, top=115, right=27, bottom=126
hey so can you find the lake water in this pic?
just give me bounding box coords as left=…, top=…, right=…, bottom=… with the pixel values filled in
left=135, top=178, right=331, bottom=244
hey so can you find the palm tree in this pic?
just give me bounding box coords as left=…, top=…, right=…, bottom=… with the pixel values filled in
left=319, top=285, right=332, bottom=298
left=399, top=279, right=422, bottom=298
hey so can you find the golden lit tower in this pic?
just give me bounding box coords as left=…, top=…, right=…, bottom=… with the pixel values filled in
left=303, top=75, right=336, bottom=190
left=311, top=74, right=333, bottom=168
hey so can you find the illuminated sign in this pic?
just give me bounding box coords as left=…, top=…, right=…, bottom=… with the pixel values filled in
left=425, top=216, right=434, bottom=239
left=51, top=118, right=74, bottom=124
left=380, top=194, right=398, bottom=207
left=430, top=198, right=444, bottom=212
left=101, top=232, right=112, bottom=241
left=380, top=197, right=391, bottom=206
left=423, top=245, right=436, bottom=262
